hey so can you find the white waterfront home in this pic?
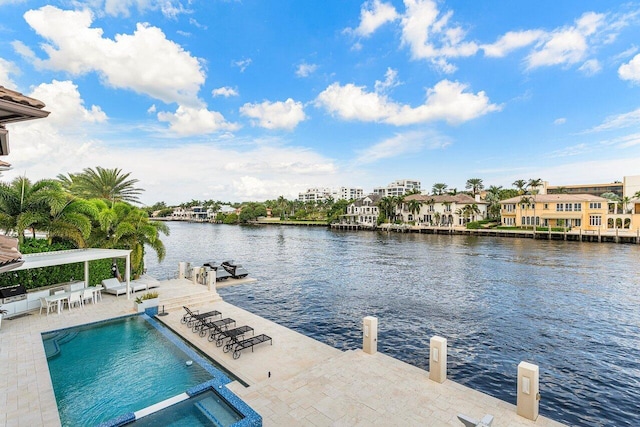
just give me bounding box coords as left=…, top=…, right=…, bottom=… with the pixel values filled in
left=341, top=194, right=381, bottom=227
left=401, top=194, right=488, bottom=226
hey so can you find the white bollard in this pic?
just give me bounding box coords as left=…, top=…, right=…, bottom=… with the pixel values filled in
left=517, top=361, right=540, bottom=420
left=178, top=262, right=186, bottom=279
left=206, top=269, right=219, bottom=297
left=429, top=336, right=447, bottom=383
left=362, top=316, right=378, bottom=355
left=192, top=266, right=202, bottom=285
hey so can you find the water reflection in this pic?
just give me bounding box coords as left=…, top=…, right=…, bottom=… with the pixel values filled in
left=146, top=222, right=640, bottom=427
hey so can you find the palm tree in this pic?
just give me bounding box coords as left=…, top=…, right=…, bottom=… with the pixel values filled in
left=59, top=167, right=144, bottom=206
left=520, top=195, right=537, bottom=232
left=432, top=183, right=448, bottom=195
left=527, top=178, right=543, bottom=194
left=378, top=197, right=395, bottom=223
left=485, top=185, right=503, bottom=219
left=619, top=196, right=631, bottom=214
left=406, top=198, right=423, bottom=222
left=0, top=176, right=65, bottom=245
left=88, top=200, right=169, bottom=278
left=465, top=178, right=484, bottom=196
left=448, top=188, right=458, bottom=195
left=513, top=179, right=527, bottom=195
left=43, top=196, right=98, bottom=247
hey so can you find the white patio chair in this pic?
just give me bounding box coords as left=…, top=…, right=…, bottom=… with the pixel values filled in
left=67, top=291, right=82, bottom=310
left=39, top=297, right=57, bottom=316
left=82, top=289, right=94, bottom=305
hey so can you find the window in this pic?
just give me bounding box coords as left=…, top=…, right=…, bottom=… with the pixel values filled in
left=565, top=203, right=572, bottom=212
left=590, top=215, right=602, bottom=226
left=544, top=204, right=548, bottom=209
left=521, top=217, right=525, bottom=225
left=556, top=204, right=564, bottom=212
left=574, top=203, right=581, bottom=211
left=589, top=202, right=602, bottom=209
left=574, top=219, right=581, bottom=227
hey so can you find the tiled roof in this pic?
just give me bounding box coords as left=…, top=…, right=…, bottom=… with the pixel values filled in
left=352, top=194, right=382, bottom=207
left=500, top=193, right=609, bottom=203
left=0, top=86, right=46, bottom=109
left=404, top=193, right=486, bottom=204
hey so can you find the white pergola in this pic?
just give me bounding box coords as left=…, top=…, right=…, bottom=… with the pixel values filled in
left=12, top=248, right=133, bottom=298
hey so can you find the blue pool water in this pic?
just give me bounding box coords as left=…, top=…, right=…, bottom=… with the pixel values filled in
left=130, top=390, right=243, bottom=427
left=43, top=316, right=215, bottom=426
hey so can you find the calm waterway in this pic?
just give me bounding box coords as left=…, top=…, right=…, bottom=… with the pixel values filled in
left=145, top=222, right=640, bottom=427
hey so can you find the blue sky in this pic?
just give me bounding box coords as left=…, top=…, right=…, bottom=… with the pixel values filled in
left=1, top=0, right=640, bottom=205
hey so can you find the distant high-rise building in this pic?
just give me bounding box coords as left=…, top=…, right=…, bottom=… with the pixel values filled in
left=373, top=179, right=421, bottom=197
left=298, top=186, right=363, bottom=202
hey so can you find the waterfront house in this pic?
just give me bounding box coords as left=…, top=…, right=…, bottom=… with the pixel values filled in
left=499, top=194, right=611, bottom=231
left=0, top=86, right=49, bottom=272
left=401, top=194, right=488, bottom=226
left=341, top=194, right=381, bottom=227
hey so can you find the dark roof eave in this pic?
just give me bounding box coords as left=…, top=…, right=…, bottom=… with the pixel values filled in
left=0, top=99, right=50, bottom=125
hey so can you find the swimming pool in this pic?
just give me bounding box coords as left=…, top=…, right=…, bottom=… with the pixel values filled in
left=42, top=315, right=258, bottom=426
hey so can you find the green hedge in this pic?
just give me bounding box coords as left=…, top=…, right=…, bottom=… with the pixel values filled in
left=0, top=239, right=124, bottom=290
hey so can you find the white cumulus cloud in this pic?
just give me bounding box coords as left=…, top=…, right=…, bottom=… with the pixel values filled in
left=579, top=59, right=601, bottom=76
left=30, top=80, right=108, bottom=126
left=526, top=12, right=605, bottom=69
left=102, top=0, right=187, bottom=18
left=23, top=6, right=205, bottom=106
left=374, top=68, right=400, bottom=93
left=0, top=58, right=19, bottom=90
left=316, top=78, right=500, bottom=126
left=348, top=0, right=398, bottom=37
left=157, top=105, right=240, bottom=135
left=481, top=30, right=545, bottom=58
left=212, top=86, right=239, bottom=97
left=295, top=62, right=318, bottom=78
left=399, top=0, right=478, bottom=73
left=240, top=99, right=307, bottom=130
left=619, top=53, right=640, bottom=83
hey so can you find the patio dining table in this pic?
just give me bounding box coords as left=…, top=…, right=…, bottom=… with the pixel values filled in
left=44, top=286, right=103, bottom=314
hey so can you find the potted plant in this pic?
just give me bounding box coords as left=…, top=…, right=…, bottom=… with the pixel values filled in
left=0, top=306, right=7, bottom=330
left=134, top=291, right=160, bottom=313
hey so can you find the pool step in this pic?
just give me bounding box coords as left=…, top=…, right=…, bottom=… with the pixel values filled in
left=43, top=331, right=79, bottom=359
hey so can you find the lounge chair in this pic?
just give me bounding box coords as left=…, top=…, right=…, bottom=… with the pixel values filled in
left=230, top=334, right=272, bottom=359
left=101, top=278, right=129, bottom=297
left=130, top=275, right=160, bottom=291
left=182, top=306, right=199, bottom=324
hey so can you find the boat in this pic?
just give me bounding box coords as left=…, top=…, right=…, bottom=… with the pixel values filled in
left=202, top=262, right=233, bottom=281
left=221, top=260, right=249, bottom=279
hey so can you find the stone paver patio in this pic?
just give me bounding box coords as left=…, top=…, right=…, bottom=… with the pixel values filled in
left=0, top=278, right=565, bottom=426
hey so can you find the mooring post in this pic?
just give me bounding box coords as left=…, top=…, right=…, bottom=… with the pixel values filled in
left=429, top=336, right=447, bottom=383
left=362, top=316, right=378, bottom=355
left=517, top=361, right=540, bottom=420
